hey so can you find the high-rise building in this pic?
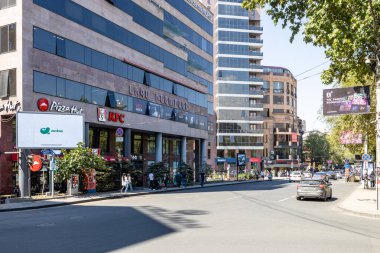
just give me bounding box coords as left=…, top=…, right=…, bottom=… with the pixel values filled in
left=211, top=0, right=264, bottom=174
left=0, top=0, right=215, bottom=195
left=261, top=66, right=302, bottom=173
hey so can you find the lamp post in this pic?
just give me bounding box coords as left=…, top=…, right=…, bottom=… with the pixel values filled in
left=366, top=56, right=380, bottom=211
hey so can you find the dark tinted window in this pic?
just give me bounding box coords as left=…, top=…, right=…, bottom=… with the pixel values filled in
left=33, top=71, right=56, bottom=96
left=33, top=27, right=56, bottom=54
left=65, top=80, right=84, bottom=101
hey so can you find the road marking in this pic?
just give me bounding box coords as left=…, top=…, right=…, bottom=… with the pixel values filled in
left=226, top=196, right=241, bottom=201
left=278, top=197, right=290, bottom=202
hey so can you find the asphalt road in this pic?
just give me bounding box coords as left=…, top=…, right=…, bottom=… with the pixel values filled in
left=0, top=179, right=379, bottom=253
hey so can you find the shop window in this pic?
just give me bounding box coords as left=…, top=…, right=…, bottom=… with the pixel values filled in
left=133, top=134, right=142, bottom=154
left=0, top=68, right=16, bottom=98
left=99, top=130, right=109, bottom=154
left=173, top=140, right=180, bottom=155
left=147, top=136, right=156, bottom=154
left=163, top=139, right=169, bottom=155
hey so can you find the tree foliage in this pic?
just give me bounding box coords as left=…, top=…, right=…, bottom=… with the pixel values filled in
left=304, top=131, right=330, bottom=165
left=242, top=0, right=380, bottom=84
left=177, top=162, right=194, bottom=185
left=147, top=161, right=170, bottom=180
left=56, top=142, right=106, bottom=181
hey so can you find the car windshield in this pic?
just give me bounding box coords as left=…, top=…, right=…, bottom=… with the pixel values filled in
left=300, top=180, right=321, bottom=185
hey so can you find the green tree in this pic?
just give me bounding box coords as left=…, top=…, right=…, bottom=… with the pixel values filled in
left=56, top=143, right=106, bottom=191
left=147, top=161, right=170, bottom=181
left=304, top=131, right=330, bottom=166
left=177, top=162, right=194, bottom=185
left=242, top=0, right=380, bottom=84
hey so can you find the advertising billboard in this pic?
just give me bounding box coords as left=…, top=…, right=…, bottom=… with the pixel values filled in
left=237, top=154, right=246, bottom=167
left=339, top=132, right=362, bottom=144
left=17, top=112, right=84, bottom=149
left=323, top=86, right=370, bottom=116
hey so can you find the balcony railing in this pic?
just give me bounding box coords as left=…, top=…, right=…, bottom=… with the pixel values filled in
left=249, top=25, right=263, bottom=31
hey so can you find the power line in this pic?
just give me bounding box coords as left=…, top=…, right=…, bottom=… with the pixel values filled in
left=297, top=72, right=323, bottom=82
left=295, top=61, right=329, bottom=77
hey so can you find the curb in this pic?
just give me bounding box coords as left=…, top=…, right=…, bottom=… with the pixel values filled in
left=0, top=179, right=264, bottom=213
left=337, top=203, right=380, bottom=218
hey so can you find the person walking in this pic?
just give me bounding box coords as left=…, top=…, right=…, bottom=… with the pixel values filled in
left=120, top=173, right=127, bottom=193
left=200, top=171, right=205, bottom=187
left=182, top=172, right=187, bottom=187
left=163, top=174, right=169, bottom=190
left=148, top=172, right=154, bottom=190
left=363, top=172, right=369, bottom=189
left=125, top=173, right=133, bottom=192
left=175, top=171, right=182, bottom=187
left=370, top=171, right=375, bottom=188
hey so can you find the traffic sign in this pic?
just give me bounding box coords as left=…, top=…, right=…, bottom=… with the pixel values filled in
left=41, top=149, right=55, bottom=155
left=362, top=154, right=371, bottom=161
left=344, top=163, right=350, bottom=168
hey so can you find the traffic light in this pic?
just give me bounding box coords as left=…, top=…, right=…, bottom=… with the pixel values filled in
left=27, top=155, right=33, bottom=168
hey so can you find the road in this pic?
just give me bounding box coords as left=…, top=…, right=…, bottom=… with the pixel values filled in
left=0, top=179, right=379, bottom=253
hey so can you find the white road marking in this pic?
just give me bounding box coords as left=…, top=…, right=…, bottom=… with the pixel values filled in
left=278, top=197, right=290, bottom=202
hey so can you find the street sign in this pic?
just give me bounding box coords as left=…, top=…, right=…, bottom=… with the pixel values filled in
left=344, top=163, right=350, bottom=168
left=362, top=154, right=371, bottom=161
left=41, top=149, right=55, bottom=155
left=116, top=128, right=124, bottom=137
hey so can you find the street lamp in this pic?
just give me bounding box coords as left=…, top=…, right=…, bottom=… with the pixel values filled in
left=366, top=55, right=380, bottom=210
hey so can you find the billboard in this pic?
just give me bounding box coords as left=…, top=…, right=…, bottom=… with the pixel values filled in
left=17, top=112, right=84, bottom=149
left=291, top=133, right=298, bottom=143
left=237, top=154, right=246, bottom=167
left=323, top=86, right=370, bottom=116
left=339, top=132, right=362, bottom=144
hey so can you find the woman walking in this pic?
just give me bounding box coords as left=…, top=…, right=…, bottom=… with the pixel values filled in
left=120, top=173, right=127, bottom=193
left=125, top=174, right=133, bottom=192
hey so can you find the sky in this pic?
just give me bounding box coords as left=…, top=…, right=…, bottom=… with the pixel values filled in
left=261, top=11, right=329, bottom=132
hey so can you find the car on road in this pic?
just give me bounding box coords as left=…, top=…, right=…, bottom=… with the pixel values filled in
left=303, top=172, right=312, bottom=179
left=296, top=179, right=332, bottom=201
left=312, top=172, right=329, bottom=182
left=335, top=171, right=343, bottom=179
left=326, top=171, right=337, bottom=180
left=289, top=171, right=304, bottom=182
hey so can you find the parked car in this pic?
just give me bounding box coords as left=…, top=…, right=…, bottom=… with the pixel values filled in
left=296, top=179, right=332, bottom=201
left=289, top=171, right=304, bottom=182
left=335, top=171, right=343, bottom=179
left=312, top=172, right=329, bottom=182
left=303, top=172, right=312, bottom=179
left=326, top=171, right=337, bottom=180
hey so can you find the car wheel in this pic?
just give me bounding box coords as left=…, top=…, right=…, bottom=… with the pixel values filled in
left=296, top=196, right=301, bottom=200
left=323, top=193, right=328, bottom=201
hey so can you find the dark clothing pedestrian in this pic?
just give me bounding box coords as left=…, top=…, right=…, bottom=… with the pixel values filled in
left=200, top=172, right=205, bottom=187
left=163, top=175, right=169, bottom=189
left=370, top=171, right=375, bottom=188
left=175, top=172, right=182, bottom=187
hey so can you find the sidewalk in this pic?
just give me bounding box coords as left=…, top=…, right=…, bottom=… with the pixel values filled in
left=0, top=180, right=259, bottom=212
left=338, top=184, right=380, bottom=218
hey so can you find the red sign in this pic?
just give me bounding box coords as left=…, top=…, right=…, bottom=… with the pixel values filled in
left=291, top=133, right=298, bottom=143
left=37, top=98, right=49, bottom=111
left=98, top=108, right=125, bottom=123
left=30, top=155, right=42, bottom=172
left=83, top=169, right=96, bottom=193
left=250, top=158, right=261, bottom=163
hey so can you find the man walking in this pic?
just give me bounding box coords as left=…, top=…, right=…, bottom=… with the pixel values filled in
left=148, top=172, right=154, bottom=190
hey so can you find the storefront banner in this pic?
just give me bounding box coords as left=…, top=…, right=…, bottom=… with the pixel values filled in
left=250, top=158, right=261, bottom=163
left=291, top=133, right=298, bottom=142
left=323, top=86, right=370, bottom=116
left=17, top=112, right=84, bottom=149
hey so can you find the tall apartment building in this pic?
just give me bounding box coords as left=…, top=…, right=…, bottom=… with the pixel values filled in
left=211, top=0, right=264, bottom=173
left=0, top=0, right=215, bottom=195
left=261, top=66, right=303, bottom=173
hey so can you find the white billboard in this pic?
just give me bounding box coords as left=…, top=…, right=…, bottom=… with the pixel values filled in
left=17, top=112, right=84, bottom=149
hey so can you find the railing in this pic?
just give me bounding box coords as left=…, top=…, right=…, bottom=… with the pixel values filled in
left=249, top=25, right=263, bottom=31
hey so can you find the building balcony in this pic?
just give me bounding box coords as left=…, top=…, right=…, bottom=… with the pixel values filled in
left=249, top=25, right=263, bottom=31
left=249, top=103, right=263, bottom=108
left=249, top=90, right=264, bottom=96
left=249, top=77, right=264, bottom=82
left=218, top=115, right=264, bottom=121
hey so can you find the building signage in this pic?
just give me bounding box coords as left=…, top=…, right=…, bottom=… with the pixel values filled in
left=185, top=0, right=212, bottom=21
left=237, top=154, right=246, bottom=166
left=0, top=100, right=21, bottom=113
left=250, top=157, right=261, bottom=163
left=128, top=84, right=188, bottom=111
left=37, top=98, right=83, bottom=114
left=116, top=128, right=124, bottom=137
left=291, top=133, right=298, bottom=143
left=16, top=112, right=84, bottom=149
left=323, top=86, right=370, bottom=116
left=97, top=108, right=125, bottom=123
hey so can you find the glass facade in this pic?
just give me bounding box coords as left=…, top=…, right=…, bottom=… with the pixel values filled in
left=0, top=23, right=16, bottom=54
left=216, top=0, right=263, bottom=149
left=33, top=71, right=208, bottom=131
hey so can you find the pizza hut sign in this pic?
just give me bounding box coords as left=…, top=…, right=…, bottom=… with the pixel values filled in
left=37, top=98, right=83, bottom=114
left=98, top=108, right=125, bottom=123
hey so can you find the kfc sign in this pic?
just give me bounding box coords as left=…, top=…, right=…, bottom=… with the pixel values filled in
left=98, top=108, right=125, bottom=123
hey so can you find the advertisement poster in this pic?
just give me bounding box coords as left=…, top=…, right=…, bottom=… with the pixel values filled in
left=323, top=86, right=370, bottom=116
left=237, top=154, right=246, bottom=167
left=291, top=133, right=298, bottom=143
left=339, top=132, right=362, bottom=144
left=148, top=102, right=162, bottom=118
left=133, top=98, right=148, bottom=115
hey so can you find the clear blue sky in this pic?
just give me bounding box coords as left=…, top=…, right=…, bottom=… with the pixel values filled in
left=261, top=11, right=329, bottom=132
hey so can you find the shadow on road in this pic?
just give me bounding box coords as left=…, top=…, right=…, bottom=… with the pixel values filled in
left=0, top=204, right=207, bottom=253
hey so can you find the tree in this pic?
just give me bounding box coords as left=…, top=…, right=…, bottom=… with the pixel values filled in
left=304, top=131, right=330, bottom=166
left=56, top=143, right=106, bottom=192
left=177, top=162, right=194, bottom=185
left=147, top=161, right=170, bottom=180
left=242, top=0, right=380, bottom=84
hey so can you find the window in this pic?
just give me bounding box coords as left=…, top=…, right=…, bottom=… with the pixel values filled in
left=0, top=0, right=16, bottom=10
left=273, top=81, right=284, bottom=93
left=33, top=27, right=56, bottom=54
left=133, top=134, right=142, bottom=154
left=33, top=71, right=57, bottom=96
left=0, top=68, right=16, bottom=97
left=163, top=139, right=169, bottom=155
left=0, top=23, right=16, bottom=53
left=147, top=136, right=155, bottom=154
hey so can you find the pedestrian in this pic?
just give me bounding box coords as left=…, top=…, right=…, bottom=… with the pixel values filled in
left=148, top=172, right=154, bottom=190
left=363, top=172, right=369, bottom=189
left=200, top=171, right=205, bottom=187
left=182, top=172, right=187, bottom=187
left=120, top=173, right=127, bottom=193
left=163, top=173, right=169, bottom=190
left=370, top=171, right=375, bottom=188
left=260, top=170, right=264, bottom=180
left=175, top=171, right=182, bottom=187
left=125, top=173, right=133, bottom=192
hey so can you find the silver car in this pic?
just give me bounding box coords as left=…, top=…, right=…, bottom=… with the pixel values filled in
left=297, top=179, right=332, bottom=201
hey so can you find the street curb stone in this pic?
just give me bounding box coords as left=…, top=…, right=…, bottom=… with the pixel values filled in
left=0, top=180, right=262, bottom=213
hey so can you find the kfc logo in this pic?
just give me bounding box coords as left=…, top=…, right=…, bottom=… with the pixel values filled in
left=98, top=108, right=125, bottom=124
